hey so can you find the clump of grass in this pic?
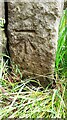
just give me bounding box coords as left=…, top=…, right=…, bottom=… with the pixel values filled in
left=55, top=9, right=67, bottom=117
left=0, top=62, right=65, bottom=118
left=55, top=9, right=67, bottom=78
left=0, top=58, right=66, bottom=118
left=0, top=9, right=67, bottom=119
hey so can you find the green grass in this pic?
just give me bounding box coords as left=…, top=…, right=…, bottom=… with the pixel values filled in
left=0, top=63, right=66, bottom=118
left=55, top=9, right=67, bottom=77
left=0, top=9, right=67, bottom=119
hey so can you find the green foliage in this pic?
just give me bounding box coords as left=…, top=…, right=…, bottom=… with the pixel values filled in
left=0, top=59, right=66, bottom=119
left=0, top=18, right=5, bottom=25
left=0, top=68, right=65, bottom=118
left=55, top=9, right=67, bottom=77
left=55, top=9, right=67, bottom=117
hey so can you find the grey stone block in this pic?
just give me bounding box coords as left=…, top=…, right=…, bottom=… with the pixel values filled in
left=8, top=0, right=64, bottom=85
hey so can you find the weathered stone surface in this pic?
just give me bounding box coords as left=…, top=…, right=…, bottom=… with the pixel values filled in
left=0, top=2, right=6, bottom=61
left=8, top=1, right=64, bottom=84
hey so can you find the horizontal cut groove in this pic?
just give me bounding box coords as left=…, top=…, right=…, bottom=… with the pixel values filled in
left=14, top=29, right=35, bottom=33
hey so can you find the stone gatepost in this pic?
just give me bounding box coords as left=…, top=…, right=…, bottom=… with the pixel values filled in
left=8, top=0, right=64, bottom=86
